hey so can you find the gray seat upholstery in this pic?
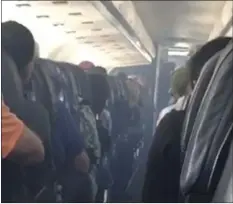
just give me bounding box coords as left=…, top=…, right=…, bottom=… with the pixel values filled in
left=180, top=41, right=233, bottom=202
left=212, top=140, right=233, bottom=203
left=181, top=52, right=220, bottom=159
left=2, top=51, right=53, bottom=202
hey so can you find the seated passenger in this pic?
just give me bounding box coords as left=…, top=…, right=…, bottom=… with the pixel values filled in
left=87, top=65, right=108, bottom=75
left=142, top=37, right=232, bottom=203
left=2, top=99, right=44, bottom=164
left=156, top=67, right=190, bottom=126
left=88, top=73, right=112, bottom=202
left=79, top=60, right=95, bottom=71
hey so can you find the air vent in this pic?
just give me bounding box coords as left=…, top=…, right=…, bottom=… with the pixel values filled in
left=52, top=1, right=68, bottom=5
left=100, top=35, right=110, bottom=38
left=68, top=12, right=82, bottom=16
left=84, top=41, right=94, bottom=44
left=76, top=36, right=86, bottom=40
left=16, top=3, right=31, bottom=8
left=82, top=21, right=94, bottom=25
left=106, top=39, right=115, bottom=43
left=93, top=45, right=101, bottom=48
left=37, top=15, right=50, bottom=19
left=66, top=30, right=76, bottom=34
left=91, top=28, right=102, bottom=32
left=53, top=23, right=64, bottom=27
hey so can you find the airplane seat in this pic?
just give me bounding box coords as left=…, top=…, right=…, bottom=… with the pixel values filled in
left=34, top=59, right=95, bottom=202
left=106, top=76, right=115, bottom=111
left=212, top=139, right=233, bottom=203
left=56, top=62, right=102, bottom=167
left=1, top=50, right=27, bottom=203
left=33, top=59, right=58, bottom=113
left=2, top=50, right=24, bottom=109
left=71, top=64, right=92, bottom=104
left=106, top=76, right=121, bottom=140
left=57, top=64, right=80, bottom=106
left=181, top=52, right=221, bottom=159
left=180, top=41, right=233, bottom=202
left=2, top=51, right=55, bottom=202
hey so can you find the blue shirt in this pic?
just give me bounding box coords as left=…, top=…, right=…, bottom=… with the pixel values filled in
left=51, top=102, right=84, bottom=170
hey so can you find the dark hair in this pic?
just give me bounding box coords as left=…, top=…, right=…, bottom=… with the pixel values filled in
left=2, top=21, right=35, bottom=72
left=88, top=73, right=110, bottom=114
left=187, top=37, right=231, bottom=85
left=87, top=66, right=107, bottom=75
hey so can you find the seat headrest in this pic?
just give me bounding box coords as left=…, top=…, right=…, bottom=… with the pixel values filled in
left=72, top=65, right=92, bottom=103
left=34, top=58, right=59, bottom=106
left=1, top=50, right=24, bottom=109
left=56, top=62, right=80, bottom=103
left=180, top=41, right=233, bottom=202
left=181, top=51, right=221, bottom=156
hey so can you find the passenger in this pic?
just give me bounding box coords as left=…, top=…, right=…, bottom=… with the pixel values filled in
left=2, top=21, right=35, bottom=84
left=88, top=73, right=112, bottom=202
left=2, top=21, right=90, bottom=202
left=50, top=77, right=91, bottom=202
left=111, top=78, right=142, bottom=202
left=142, top=37, right=232, bottom=203
left=79, top=60, right=95, bottom=71
left=1, top=99, right=44, bottom=164
left=87, top=65, right=108, bottom=75
left=156, top=67, right=190, bottom=126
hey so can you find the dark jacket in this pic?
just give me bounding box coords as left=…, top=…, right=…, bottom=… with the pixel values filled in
left=142, top=110, right=185, bottom=203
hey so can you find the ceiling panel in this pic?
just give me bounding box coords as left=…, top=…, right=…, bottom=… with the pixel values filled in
left=2, top=0, right=148, bottom=69
left=133, top=1, right=226, bottom=47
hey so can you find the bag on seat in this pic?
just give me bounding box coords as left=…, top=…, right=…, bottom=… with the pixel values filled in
left=180, top=41, right=233, bottom=202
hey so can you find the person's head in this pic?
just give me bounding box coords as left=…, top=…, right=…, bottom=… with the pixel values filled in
left=2, top=21, right=36, bottom=83
left=170, top=67, right=190, bottom=101
left=78, top=61, right=95, bottom=71
left=126, top=78, right=141, bottom=107
left=88, top=73, right=110, bottom=114
left=187, top=37, right=232, bottom=88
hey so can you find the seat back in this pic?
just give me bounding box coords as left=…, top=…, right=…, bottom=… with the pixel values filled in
left=180, top=41, right=233, bottom=202
left=2, top=51, right=54, bottom=202
left=71, top=64, right=92, bottom=103
left=181, top=52, right=221, bottom=158
left=212, top=140, right=233, bottom=203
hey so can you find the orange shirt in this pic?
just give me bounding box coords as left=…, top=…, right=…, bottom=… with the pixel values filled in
left=1, top=100, right=24, bottom=158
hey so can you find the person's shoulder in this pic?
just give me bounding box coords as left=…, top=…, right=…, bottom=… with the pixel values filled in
left=159, top=109, right=185, bottom=127
left=156, top=105, right=175, bottom=126
left=1, top=100, right=25, bottom=158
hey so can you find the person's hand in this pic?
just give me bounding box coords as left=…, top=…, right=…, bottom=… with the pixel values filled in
left=74, top=150, right=90, bottom=173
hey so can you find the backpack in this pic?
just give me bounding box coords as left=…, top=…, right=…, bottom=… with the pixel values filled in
left=79, top=101, right=101, bottom=164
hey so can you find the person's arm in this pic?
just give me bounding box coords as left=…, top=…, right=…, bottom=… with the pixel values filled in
left=2, top=100, right=45, bottom=164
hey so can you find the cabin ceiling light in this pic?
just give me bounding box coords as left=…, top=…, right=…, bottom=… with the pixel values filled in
left=174, top=42, right=190, bottom=48
left=168, top=50, right=189, bottom=56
